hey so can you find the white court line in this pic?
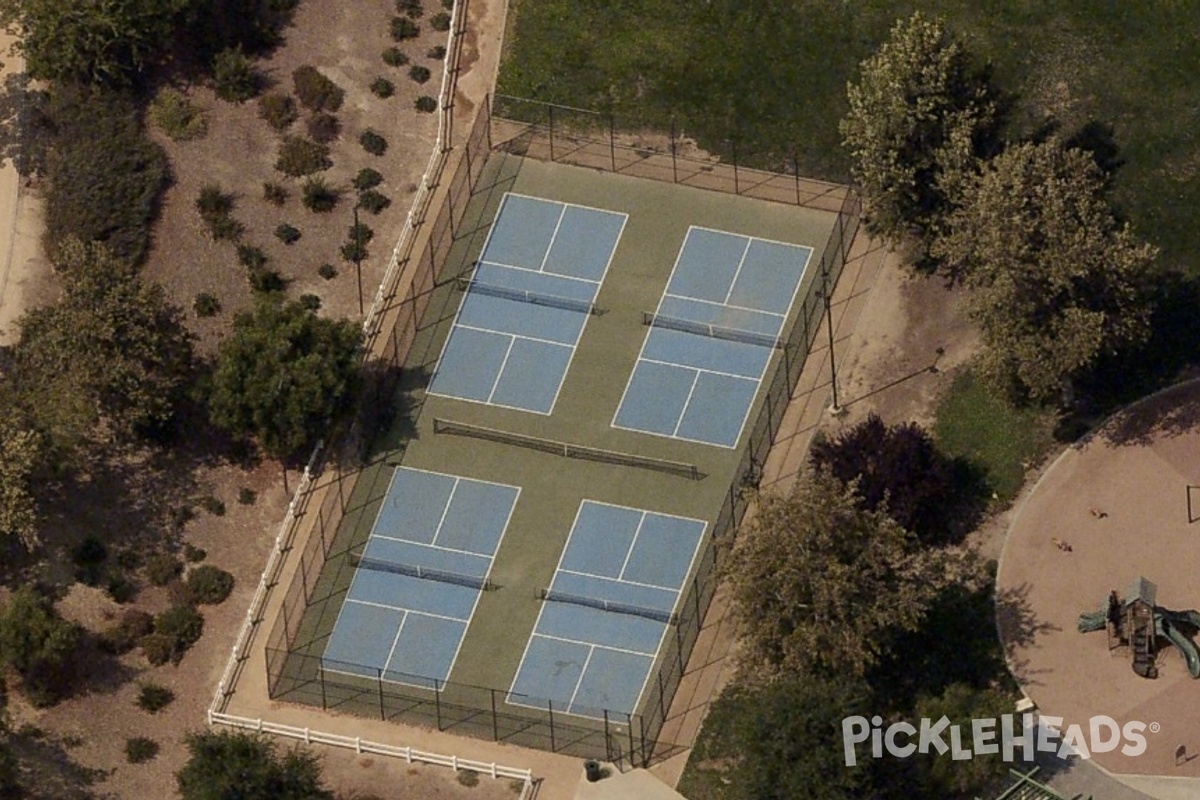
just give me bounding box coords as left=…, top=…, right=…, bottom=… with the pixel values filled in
left=484, top=335, right=517, bottom=404
left=617, top=511, right=647, bottom=581
left=344, top=598, right=470, bottom=624
left=380, top=610, right=413, bottom=677
left=579, top=498, right=708, bottom=527
left=671, top=371, right=703, bottom=438
left=371, top=533, right=495, bottom=560
left=530, top=631, right=657, bottom=658
left=565, top=645, right=597, bottom=712
left=664, top=291, right=786, bottom=319
left=476, top=259, right=600, bottom=286
left=690, top=222, right=819, bottom=253
left=638, top=355, right=762, bottom=382
left=428, top=477, right=460, bottom=548
left=505, top=190, right=631, bottom=221
left=559, top=567, right=680, bottom=595
left=455, top=321, right=578, bottom=349
left=389, top=465, right=523, bottom=494
left=536, top=204, right=568, bottom=272
left=721, top=236, right=753, bottom=305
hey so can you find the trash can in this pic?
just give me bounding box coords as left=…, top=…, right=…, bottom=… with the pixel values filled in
left=584, top=759, right=602, bottom=782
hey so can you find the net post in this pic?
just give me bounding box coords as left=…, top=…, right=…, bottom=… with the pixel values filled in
left=435, top=679, right=444, bottom=730
left=377, top=669, right=386, bottom=720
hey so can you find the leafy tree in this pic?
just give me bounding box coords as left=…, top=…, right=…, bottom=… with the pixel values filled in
left=840, top=12, right=998, bottom=248
left=0, top=0, right=186, bottom=85
left=933, top=139, right=1158, bottom=403
left=208, top=299, right=361, bottom=462
left=177, top=730, right=334, bottom=800
left=710, top=677, right=875, bottom=800
left=0, top=73, right=52, bottom=179
left=810, top=413, right=962, bottom=545
left=0, top=586, right=81, bottom=705
left=912, top=683, right=1014, bottom=796
left=0, top=416, right=43, bottom=549
left=727, top=469, right=945, bottom=680
left=13, top=238, right=195, bottom=441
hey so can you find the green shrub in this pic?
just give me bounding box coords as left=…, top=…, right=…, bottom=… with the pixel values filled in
left=183, top=543, right=207, bottom=563
left=441, top=0, right=453, bottom=8
left=353, top=168, right=384, bottom=192
left=415, top=95, right=437, bottom=113
left=292, top=65, right=344, bottom=112
left=359, top=130, right=387, bottom=156
left=171, top=505, right=196, bottom=529
left=456, top=769, right=479, bottom=787
left=237, top=244, right=268, bottom=269
left=276, top=136, right=332, bottom=177
left=275, top=223, right=301, bottom=244
left=317, top=263, right=337, bottom=280
left=306, top=111, right=341, bottom=144
left=155, top=605, right=204, bottom=657
left=136, top=682, right=175, bottom=713
left=208, top=215, right=245, bottom=241
left=397, top=0, right=423, bottom=18
left=408, top=65, right=431, bottom=84
left=196, top=184, right=234, bottom=220
left=391, top=16, right=420, bottom=41
left=237, top=487, right=257, bottom=505
left=358, top=189, right=391, bottom=214
left=146, top=554, right=183, bottom=587
left=105, top=574, right=137, bottom=604
left=100, top=609, right=154, bottom=655
left=248, top=268, right=286, bottom=293
left=430, top=11, right=451, bottom=31
left=43, top=89, right=168, bottom=265
left=263, top=182, right=288, bottom=205
left=194, top=292, right=221, bottom=317
left=299, top=294, right=321, bottom=312
left=116, top=549, right=141, bottom=570
left=382, top=47, right=410, bottom=67
left=125, top=737, right=159, bottom=764
left=199, top=496, right=225, bottom=516
left=370, top=77, right=395, bottom=98
left=148, top=88, right=208, bottom=141
left=302, top=177, right=339, bottom=212
left=427, top=45, right=446, bottom=60
left=258, top=93, right=298, bottom=131
left=185, top=565, right=235, bottom=606
left=340, top=239, right=368, bottom=262
left=140, top=633, right=174, bottom=666
left=348, top=222, right=374, bottom=244
left=212, top=48, right=258, bottom=103
left=71, top=536, right=108, bottom=585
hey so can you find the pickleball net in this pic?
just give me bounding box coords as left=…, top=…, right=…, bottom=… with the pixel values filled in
left=455, top=276, right=600, bottom=315
left=642, top=310, right=782, bottom=349
left=349, top=551, right=496, bottom=591
left=536, top=586, right=679, bottom=625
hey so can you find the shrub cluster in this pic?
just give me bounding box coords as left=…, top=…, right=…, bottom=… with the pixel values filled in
left=302, top=177, right=339, bottom=212
left=212, top=48, right=259, bottom=102
left=141, top=604, right=203, bottom=666
left=382, top=47, right=410, bottom=67
left=359, top=130, right=388, bottom=156
left=299, top=294, right=321, bottom=312
left=397, top=0, right=424, bottom=18
left=195, top=184, right=243, bottom=241
left=370, top=77, right=395, bottom=98
left=237, top=244, right=268, bottom=269
left=148, top=88, right=208, bottom=141
left=263, top=182, right=288, bottom=205
left=430, top=11, right=452, bottom=31
left=358, top=189, right=391, bottom=214
left=415, top=95, right=437, bottom=114
left=146, top=553, right=183, bottom=587
left=391, top=17, right=420, bottom=41
left=306, top=111, right=341, bottom=144
left=293, top=66, right=344, bottom=112
left=409, top=65, right=431, bottom=84
left=276, top=136, right=332, bottom=177
left=194, top=292, right=221, bottom=317
left=136, top=682, right=175, bottom=713
left=353, top=168, right=384, bottom=191
left=258, top=93, right=299, bottom=131
left=125, top=737, right=160, bottom=764
left=184, top=565, right=235, bottom=605
left=275, top=223, right=301, bottom=244
left=99, top=609, right=154, bottom=655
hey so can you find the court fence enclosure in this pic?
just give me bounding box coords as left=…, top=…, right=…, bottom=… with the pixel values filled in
left=263, top=93, right=862, bottom=767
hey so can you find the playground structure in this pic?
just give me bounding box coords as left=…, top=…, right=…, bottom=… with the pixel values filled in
left=1078, top=576, right=1200, bottom=680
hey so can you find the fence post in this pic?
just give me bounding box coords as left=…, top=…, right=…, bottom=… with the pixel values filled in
left=319, top=662, right=327, bottom=710
left=435, top=680, right=443, bottom=730
left=548, top=104, right=555, bottom=161
left=548, top=700, right=557, bottom=752
left=491, top=688, right=499, bottom=741
left=377, top=670, right=385, bottom=720
left=484, top=93, right=493, bottom=150
left=731, top=139, right=739, bottom=195
left=609, top=110, right=617, bottom=172
left=793, top=153, right=801, bottom=206
left=627, top=713, right=636, bottom=768
left=670, top=119, right=678, bottom=184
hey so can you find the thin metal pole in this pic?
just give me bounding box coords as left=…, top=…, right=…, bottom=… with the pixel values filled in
left=609, top=110, right=616, bottom=172
left=491, top=689, right=499, bottom=741
left=377, top=670, right=385, bottom=720
left=434, top=679, right=443, bottom=729
left=354, top=204, right=364, bottom=315
left=548, top=699, right=557, bottom=751
left=670, top=119, right=678, bottom=184
left=319, top=662, right=327, bottom=709
left=793, top=153, right=801, bottom=205
left=825, top=271, right=840, bottom=411
left=731, top=139, right=739, bottom=195
left=548, top=104, right=555, bottom=161
left=1189, top=486, right=1195, bottom=524
left=627, top=713, right=636, bottom=768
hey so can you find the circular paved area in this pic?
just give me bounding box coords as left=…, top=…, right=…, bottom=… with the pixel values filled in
left=998, top=381, right=1200, bottom=785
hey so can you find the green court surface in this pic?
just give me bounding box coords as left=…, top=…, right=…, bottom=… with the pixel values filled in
left=275, top=151, right=839, bottom=752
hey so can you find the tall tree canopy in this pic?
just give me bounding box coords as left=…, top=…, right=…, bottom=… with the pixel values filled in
left=12, top=238, right=195, bottom=446
left=177, top=730, right=334, bottom=800
left=727, top=469, right=946, bottom=680
left=208, top=299, right=361, bottom=462
left=840, top=12, right=998, bottom=248
left=0, top=415, right=43, bottom=550
left=933, top=139, right=1158, bottom=403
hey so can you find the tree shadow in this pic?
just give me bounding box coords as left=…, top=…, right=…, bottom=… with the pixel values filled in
left=996, top=581, right=1061, bottom=687
left=9, top=723, right=111, bottom=800
left=1063, top=119, right=1125, bottom=185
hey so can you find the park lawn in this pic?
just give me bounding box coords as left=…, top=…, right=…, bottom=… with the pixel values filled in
left=933, top=370, right=1057, bottom=502
left=498, top=0, right=1200, bottom=271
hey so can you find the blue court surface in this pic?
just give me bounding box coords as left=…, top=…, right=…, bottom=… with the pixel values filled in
left=613, top=227, right=813, bottom=447
left=429, top=193, right=627, bottom=414
left=322, top=468, right=519, bottom=689
left=507, top=501, right=706, bottom=719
